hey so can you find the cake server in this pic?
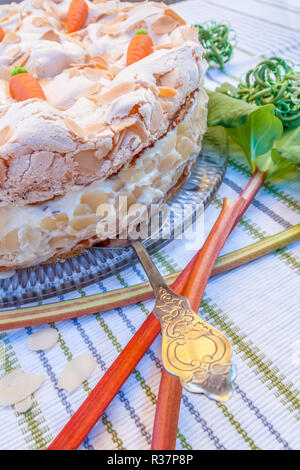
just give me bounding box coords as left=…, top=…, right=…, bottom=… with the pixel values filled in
left=108, top=236, right=235, bottom=402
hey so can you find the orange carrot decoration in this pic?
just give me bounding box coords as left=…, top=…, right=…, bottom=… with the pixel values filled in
left=9, top=67, right=46, bottom=102
left=126, top=29, right=154, bottom=66
left=67, top=0, right=88, bottom=33
left=0, top=26, right=4, bottom=42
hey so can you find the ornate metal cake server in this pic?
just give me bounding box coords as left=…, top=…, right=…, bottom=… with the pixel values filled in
left=131, top=240, right=236, bottom=402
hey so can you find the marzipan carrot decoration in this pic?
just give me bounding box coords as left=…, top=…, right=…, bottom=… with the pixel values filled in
left=67, top=0, right=88, bottom=33
left=9, top=67, right=46, bottom=102
left=0, top=26, right=5, bottom=42
left=126, top=29, right=154, bottom=66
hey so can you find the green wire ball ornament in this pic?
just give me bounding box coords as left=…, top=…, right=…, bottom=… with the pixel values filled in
left=237, top=57, right=300, bottom=128
left=195, top=21, right=236, bottom=69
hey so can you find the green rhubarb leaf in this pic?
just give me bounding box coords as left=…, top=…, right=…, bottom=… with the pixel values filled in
left=227, top=105, right=283, bottom=171
left=273, top=127, right=300, bottom=164
left=206, top=89, right=257, bottom=128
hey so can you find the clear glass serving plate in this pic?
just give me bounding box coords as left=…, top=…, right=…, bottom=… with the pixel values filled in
left=0, top=129, right=228, bottom=308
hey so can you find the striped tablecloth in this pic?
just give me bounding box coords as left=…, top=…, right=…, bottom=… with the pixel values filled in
left=1, top=0, right=300, bottom=451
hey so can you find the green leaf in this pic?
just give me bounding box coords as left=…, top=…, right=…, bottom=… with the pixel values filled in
left=206, top=90, right=298, bottom=178
left=215, top=82, right=239, bottom=98
left=206, top=89, right=257, bottom=128
left=255, top=151, right=273, bottom=173
left=227, top=105, right=283, bottom=171
left=273, top=127, right=300, bottom=164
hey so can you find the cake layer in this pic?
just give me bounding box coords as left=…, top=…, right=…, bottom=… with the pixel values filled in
left=0, top=88, right=207, bottom=268
left=0, top=0, right=206, bottom=206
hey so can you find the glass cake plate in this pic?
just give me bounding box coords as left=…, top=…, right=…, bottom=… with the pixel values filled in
left=0, top=128, right=228, bottom=308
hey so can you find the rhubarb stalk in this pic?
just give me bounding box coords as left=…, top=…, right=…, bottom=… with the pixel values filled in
left=151, top=170, right=265, bottom=450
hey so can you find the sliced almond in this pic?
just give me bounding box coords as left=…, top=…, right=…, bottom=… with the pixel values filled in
left=154, top=42, right=181, bottom=50
left=0, top=369, right=23, bottom=391
left=12, top=51, right=30, bottom=67
left=159, top=68, right=180, bottom=88
left=0, top=371, right=44, bottom=407
left=0, top=126, right=14, bottom=146
left=40, top=29, right=60, bottom=42
left=0, top=66, right=11, bottom=81
left=77, top=83, right=102, bottom=99
left=32, top=0, right=44, bottom=8
left=151, top=15, right=178, bottom=35
left=111, top=117, right=137, bottom=133
left=14, top=396, right=33, bottom=413
left=109, top=64, right=122, bottom=78
left=45, top=4, right=61, bottom=21
left=58, top=354, right=96, bottom=393
left=107, top=130, right=125, bottom=159
left=100, top=24, right=121, bottom=37
left=158, top=86, right=178, bottom=98
left=125, top=20, right=145, bottom=35
left=150, top=102, right=163, bottom=132
left=64, top=118, right=85, bottom=138
left=32, top=16, right=50, bottom=27
left=3, top=31, right=21, bottom=44
left=51, top=0, right=63, bottom=3
left=27, top=328, right=59, bottom=351
left=165, top=8, right=186, bottom=26
left=68, top=68, right=81, bottom=78
left=85, top=123, right=106, bottom=135
left=83, top=67, right=103, bottom=81
left=98, top=81, right=134, bottom=105
left=105, top=13, right=127, bottom=26
left=0, top=10, right=19, bottom=23
left=90, top=55, right=108, bottom=70
left=6, top=46, right=21, bottom=59
left=128, top=119, right=148, bottom=142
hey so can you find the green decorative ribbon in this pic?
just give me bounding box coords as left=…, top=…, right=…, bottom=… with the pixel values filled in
left=195, top=21, right=236, bottom=69
left=236, top=57, right=300, bottom=129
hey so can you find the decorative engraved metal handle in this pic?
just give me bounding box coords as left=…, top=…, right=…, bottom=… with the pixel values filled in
left=130, top=241, right=235, bottom=401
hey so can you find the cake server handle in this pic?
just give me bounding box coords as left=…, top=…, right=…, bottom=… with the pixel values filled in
left=130, top=240, right=235, bottom=401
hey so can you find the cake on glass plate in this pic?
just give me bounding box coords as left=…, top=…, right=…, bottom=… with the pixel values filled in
left=0, top=0, right=207, bottom=269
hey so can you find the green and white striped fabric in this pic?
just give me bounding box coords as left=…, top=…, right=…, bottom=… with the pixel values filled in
left=0, top=0, right=299, bottom=450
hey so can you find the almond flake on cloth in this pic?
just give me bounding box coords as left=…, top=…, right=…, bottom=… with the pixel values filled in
left=14, top=396, right=33, bottom=413
left=58, top=354, right=97, bottom=393
left=27, top=328, right=59, bottom=351
left=0, top=370, right=44, bottom=407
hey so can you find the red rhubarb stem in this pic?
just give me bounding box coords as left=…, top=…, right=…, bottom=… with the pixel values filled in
left=151, top=170, right=266, bottom=450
